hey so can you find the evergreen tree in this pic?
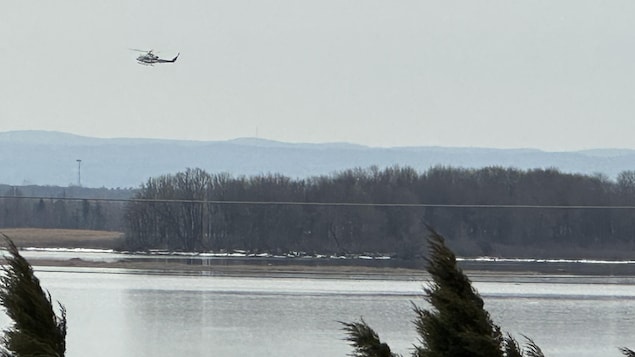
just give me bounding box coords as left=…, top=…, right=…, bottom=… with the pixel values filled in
left=0, top=234, right=66, bottom=357
left=413, top=227, right=504, bottom=357
left=343, top=228, right=544, bottom=357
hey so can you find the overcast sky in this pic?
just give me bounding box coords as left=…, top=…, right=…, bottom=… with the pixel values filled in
left=1, top=1, right=634, bottom=151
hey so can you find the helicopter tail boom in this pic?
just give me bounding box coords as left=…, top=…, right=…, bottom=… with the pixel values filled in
left=156, top=53, right=179, bottom=63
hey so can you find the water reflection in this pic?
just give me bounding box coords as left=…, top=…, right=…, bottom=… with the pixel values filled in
left=118, top=274, right=420, bottom=356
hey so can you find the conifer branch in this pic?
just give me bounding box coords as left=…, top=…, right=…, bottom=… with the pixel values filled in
left=0, top=234, right=66, bottom=357
left=340, top=319, right=398, bottom=357
left=620, top=347, right=635, bottom=357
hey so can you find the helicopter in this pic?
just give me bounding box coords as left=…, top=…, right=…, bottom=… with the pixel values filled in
left=130, top=49, right=179, bottom=65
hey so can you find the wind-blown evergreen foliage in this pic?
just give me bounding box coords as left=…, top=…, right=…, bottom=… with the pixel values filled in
left=505, top=335, right=545, bottom=357
left=0, top=234, right=66, bottom=357
left=341, top=319, right=398, bottom=357
left=343, top=228, right=544, bottom=357
left=503, top=334, right=524, bottom=357
left=620, top=347, right=635, bottom=356
left=413, top=227, right=505, bottom=357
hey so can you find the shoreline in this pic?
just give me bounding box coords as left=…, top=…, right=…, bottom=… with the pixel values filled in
left=26, top=257, right=430, bottom=280
left=19, top=251, right=635, bottom=278
left=4, top=228, right=635, bottom=277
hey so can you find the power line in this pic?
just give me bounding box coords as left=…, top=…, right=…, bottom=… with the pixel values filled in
left=1, top=195, right=635, bottom=210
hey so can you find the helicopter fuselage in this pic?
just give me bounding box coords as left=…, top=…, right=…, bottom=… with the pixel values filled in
left=136, top=51, right=179, bottom=65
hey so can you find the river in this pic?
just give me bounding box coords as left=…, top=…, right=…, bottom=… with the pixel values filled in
left=1, top=253, right=635, bottom=356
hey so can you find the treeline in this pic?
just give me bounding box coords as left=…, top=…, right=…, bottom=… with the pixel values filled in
left=0, top=185, right=134, bottom=231
left=123, top=166, right=635, bottom=257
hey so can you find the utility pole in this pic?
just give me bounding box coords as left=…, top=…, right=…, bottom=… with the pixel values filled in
left=76, top=159, right=82, bottom=187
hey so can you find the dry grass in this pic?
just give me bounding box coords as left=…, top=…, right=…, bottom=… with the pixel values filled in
left=0, top=228, right=124, bottom=249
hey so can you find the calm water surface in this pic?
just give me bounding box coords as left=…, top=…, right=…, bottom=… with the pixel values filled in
left=2, top=267, right=635, bottom=357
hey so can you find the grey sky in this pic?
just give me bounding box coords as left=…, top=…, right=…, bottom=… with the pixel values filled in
left=2, top=1, right=634, bottom=150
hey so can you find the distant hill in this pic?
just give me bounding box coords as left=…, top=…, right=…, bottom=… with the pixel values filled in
left=1, top=130, right=634, bottom=188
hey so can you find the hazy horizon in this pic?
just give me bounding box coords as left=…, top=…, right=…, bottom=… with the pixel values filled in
left=2, top=129, right=635, bottom=153
left=1, top=129, right=635, bottom=188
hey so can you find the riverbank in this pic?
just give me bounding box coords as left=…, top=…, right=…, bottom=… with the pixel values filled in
left=4, top=228, right=635, bottom=277
left=0, top=228, right=429, bottom=278
left=25, top=257, right=429, bottom=280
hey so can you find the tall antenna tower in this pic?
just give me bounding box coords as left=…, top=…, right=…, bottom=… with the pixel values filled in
left=76, top=159, right=82, bottom=187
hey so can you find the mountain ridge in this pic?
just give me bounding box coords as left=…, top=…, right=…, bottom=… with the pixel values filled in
left=1, top=130, right=633, bottom=188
